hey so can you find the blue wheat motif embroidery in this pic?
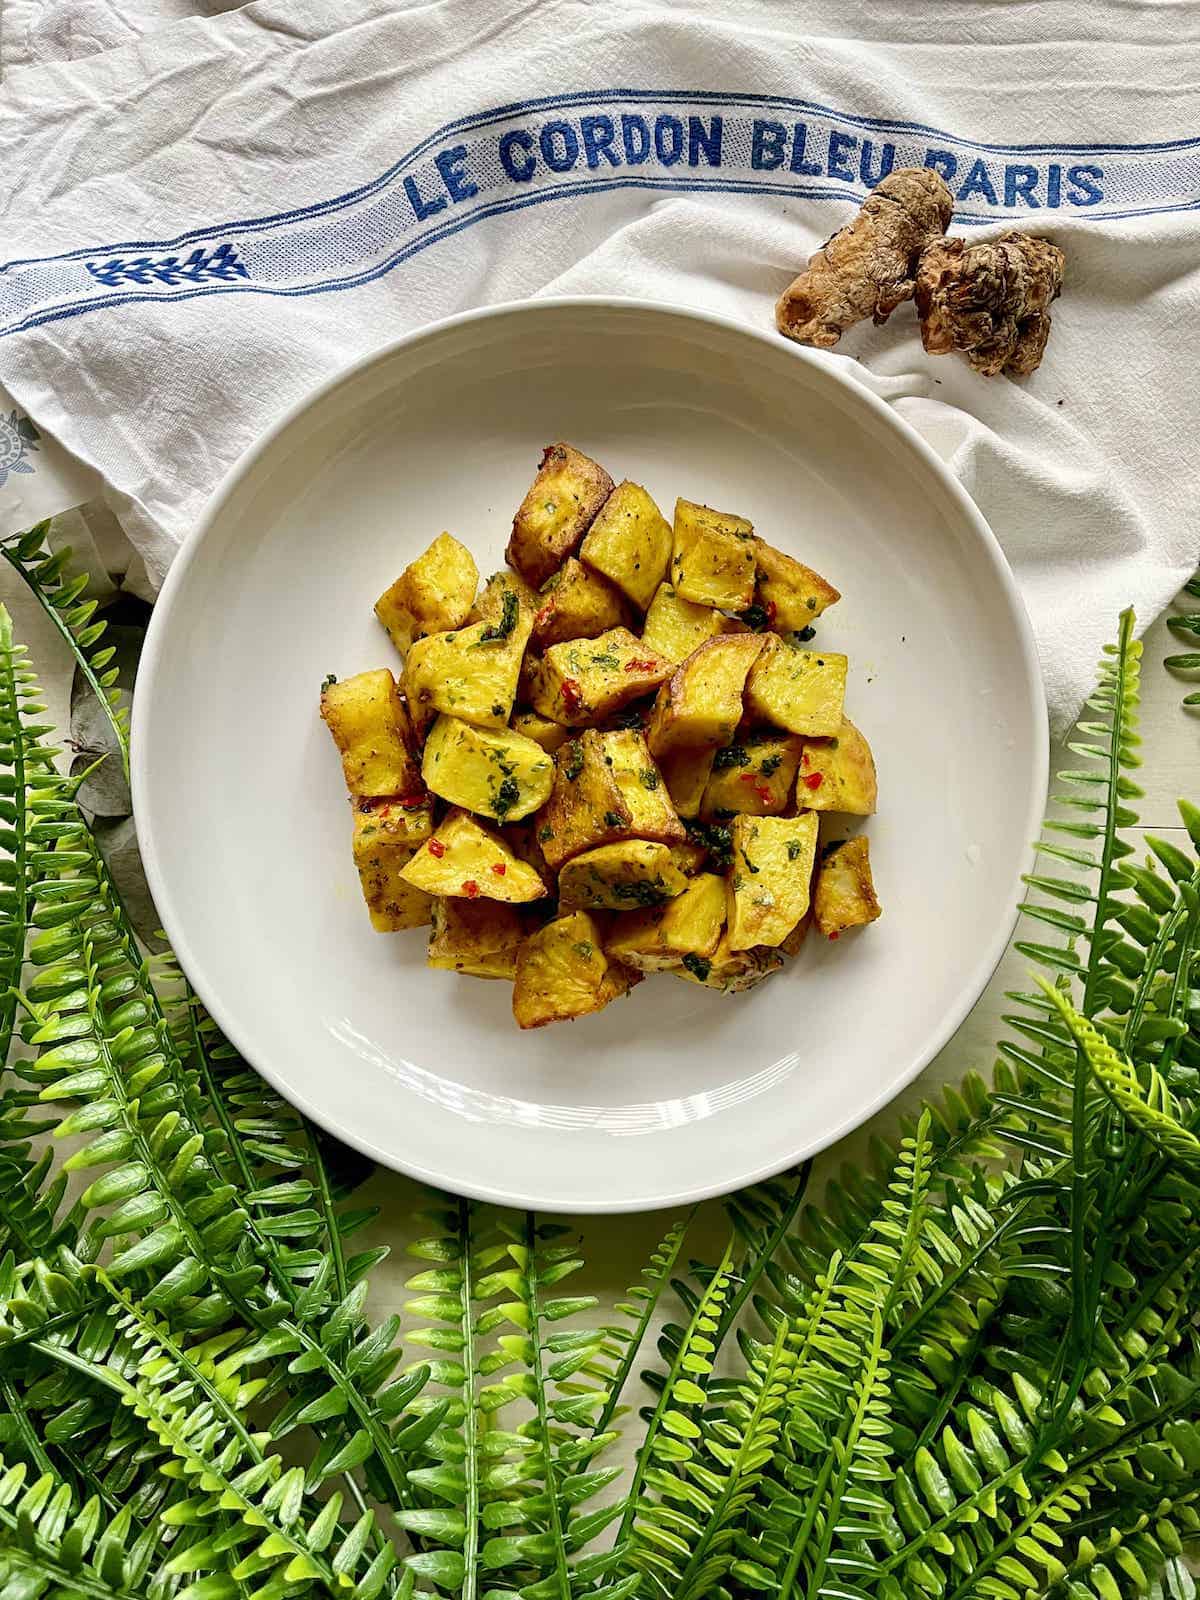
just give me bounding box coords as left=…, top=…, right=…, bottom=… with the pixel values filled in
left=83, top=241, right=249, bottom=288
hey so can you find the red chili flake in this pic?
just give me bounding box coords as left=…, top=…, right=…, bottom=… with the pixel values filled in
left=802, top=772, right=824, bottom=791
left=829, top=930, right=840, bottom=941
left=624, top=656, right=659, bottom=673
left=462, top=879, right=480, bottom=898
left=800, top=751, right=810, bottom=768
left=740, top=773, right=774, bottom=806
left=560, top=677, right=584, bottom=716
left=491, top=862, right=507, bottom=876
left=428, top=839, right=446, bottom=858
left=534, top=603, right=555, bottom=630
left=765, top=600, right=777, bottom=626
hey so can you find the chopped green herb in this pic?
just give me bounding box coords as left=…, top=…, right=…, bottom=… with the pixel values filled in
left=538, top=825, right=555, bottom=843
left=759, top=754, right=782, bottom=777
left=682, top=953, right=711, bottom=980
left=321, top=673, right=337, bottom=690
left=639, top=768, right=661, bottom=791
left=563, top=742, right=584, bottom=781
left=739, top=848, right=760, bottom=875
left=686, top=819, right=733, bottom=870
left=573, top=939, right=594, bottom=958
left=795, top=624, right=816, bottom=642
left=806, top=596, right=817, bottom=611
left=713, top=744, right=750, bottom=770
left=591, top=651, right=621, bottom=668
left=738, top=602, right=770, bottom=632
left=476, top=589, right=519, bottom=643
left=613, top=880, right=668, bottom=906
left=787, top=839, right=803, bottom=861
left=491, top=702, right=506, bottom=717
left=603, top=811, right=625, bottom=828
left=492, top=776, right=521, bottom=819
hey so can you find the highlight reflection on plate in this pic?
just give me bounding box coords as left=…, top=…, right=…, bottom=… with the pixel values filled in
left=133, top=298, right=1046, bottom=1212
left=328, top=1014, right=802, bottom=1135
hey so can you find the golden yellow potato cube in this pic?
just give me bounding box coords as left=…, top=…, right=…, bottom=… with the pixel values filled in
left=797, top=717, right=877, bottom=815
left=420, top=717, right=554, bottom=823
left=499, top=818, right=553, bottom=882
left=352, top=799, right=434, bottom=931
left=744, top=637, right=847, bottom=736
left=700, top=733, right=804, bottom=819
left=603, top=872, right=726, bottom=972
left=726, top=812, right=818, bottom=950
left=752, top=538, right=840, bottom=632
left=668, top=838, right=711, bottom=876
left=813, top=836, right=882, bottom=939
left=512, top=910, right=640, bottom=1029
left=659, top=746, right=717, bottom=820
left=374, top=533, right=479, bottom=654
left=640, top=583, right=737, bottom=666
left=512, top=710, right=570, bottom=755
left=670, top=498, right=757, bottom=611
left=531, top=557, right=630, bottom=649
left=780, top=911, right=811, bottom=958
left=646, top=634, right=766, bottom=761
left=672, top=934, right=784, bottom=992
left=535, top=729, right=632, bottom=871
left=401, top=598, right=532, bottom=736
left=528, top=628, right=671, bottom=727
left=320, top=669, right=422, bottom=799
left=401, top=808, right=548, bottom=902
left=579, top=481, right=673, bottom=611
left=603, top=729, right=686, bottom=845
left=428, top=897, right=526, bottom=979
left=474, top=568, right=540, bottom=624
left=558, top=840, right=688, bottom=911
left=507, top=442, right=614, bottom=588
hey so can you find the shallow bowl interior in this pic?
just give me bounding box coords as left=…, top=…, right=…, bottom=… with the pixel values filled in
left=133, top=298, right=1047, bottom=1212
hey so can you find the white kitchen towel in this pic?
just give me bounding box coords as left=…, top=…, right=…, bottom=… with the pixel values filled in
left=0, top=0, right=1197, bottom=734
left=0, top=0, right=245, bottom=73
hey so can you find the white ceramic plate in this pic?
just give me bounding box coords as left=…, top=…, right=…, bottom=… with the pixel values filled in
left=133, top=298, right=1047, bottom=1213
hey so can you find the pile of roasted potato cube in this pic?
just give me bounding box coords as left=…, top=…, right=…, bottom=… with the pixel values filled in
left=321, top=442, right=881, bottom=1029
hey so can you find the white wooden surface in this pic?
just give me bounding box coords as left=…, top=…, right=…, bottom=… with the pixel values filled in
left=4, top=571, right=1195, bottom=1452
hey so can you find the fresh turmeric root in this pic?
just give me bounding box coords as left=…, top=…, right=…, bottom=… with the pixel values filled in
left=775, top=167, right=954, bottom=348
left=914, top=231, right=1065, bottom=376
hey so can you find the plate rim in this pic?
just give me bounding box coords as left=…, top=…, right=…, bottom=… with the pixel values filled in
left=131, top=294, right=1050, bottom=1213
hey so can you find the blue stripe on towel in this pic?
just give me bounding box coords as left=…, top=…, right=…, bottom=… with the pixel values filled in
left=1, top=89, right=1196, bottom=338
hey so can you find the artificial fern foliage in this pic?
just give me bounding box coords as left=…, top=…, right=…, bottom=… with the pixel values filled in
left=0, top=541, right=1198, bottom=1600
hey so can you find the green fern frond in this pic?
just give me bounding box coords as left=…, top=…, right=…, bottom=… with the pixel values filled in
left=15, top=1265, right=409, bottom=1600
left=400, top=1203, right=624, bottom=1600
left=657, top=1318, right=794, bottom=1600
left=1039, top=977, right=1200, bottom=1168
left=0, top=523, right=130, bottom=781
left=618, top=1239, right=736, bottom=1593
left=0, top=605, right=61, bottom=1067
left=0, top=1454, right=169, bottom=1600
left=1015, top=607, right=1142, bottom=1018
left=1164, top=571, right=1200, bottom=710
left=585, top=1210, right=693, bottom=1444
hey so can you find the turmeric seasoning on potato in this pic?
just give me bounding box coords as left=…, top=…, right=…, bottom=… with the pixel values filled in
left=320, top=444, right=881, bottom=1028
